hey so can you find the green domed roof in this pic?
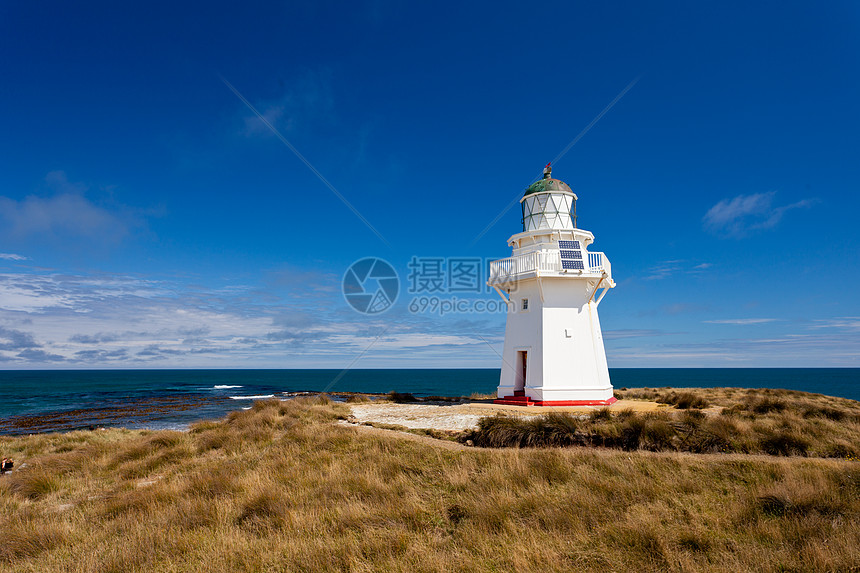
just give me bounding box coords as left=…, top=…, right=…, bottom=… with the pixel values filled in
left=523, top=177, right=573, bottom=197
left=523, top=163, right=574, bottom=197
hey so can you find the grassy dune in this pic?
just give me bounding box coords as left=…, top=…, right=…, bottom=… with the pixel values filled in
left=466, top=387, right=860, bottom=458
left=0, top=392, right=858, bottom=572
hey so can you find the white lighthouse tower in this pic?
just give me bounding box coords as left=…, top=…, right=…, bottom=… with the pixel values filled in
left=488, top=164, right=616, bottom=406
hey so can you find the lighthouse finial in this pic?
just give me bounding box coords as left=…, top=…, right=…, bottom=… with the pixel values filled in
left=543, top=162, right=552, bottom=179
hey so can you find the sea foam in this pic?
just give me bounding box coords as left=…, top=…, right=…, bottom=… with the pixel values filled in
left=229, top=394, right=275, bottom=400
left=214, top=385, right=243, bottom=389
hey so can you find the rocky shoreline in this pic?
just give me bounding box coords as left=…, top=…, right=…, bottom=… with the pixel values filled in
left=0, top=390, right=662, bottom=436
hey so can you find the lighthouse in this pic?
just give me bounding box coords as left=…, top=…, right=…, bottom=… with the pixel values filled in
left=488, top=164, right=617, bottom=406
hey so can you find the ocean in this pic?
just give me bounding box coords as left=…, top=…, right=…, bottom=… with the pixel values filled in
left=0, top=368, right=857, bottom=435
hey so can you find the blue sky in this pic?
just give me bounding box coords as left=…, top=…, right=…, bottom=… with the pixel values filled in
left=1, top=1, right=859, bottom=368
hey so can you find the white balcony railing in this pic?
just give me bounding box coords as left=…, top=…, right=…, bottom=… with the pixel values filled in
left=489, top=250, right=611, bottom=284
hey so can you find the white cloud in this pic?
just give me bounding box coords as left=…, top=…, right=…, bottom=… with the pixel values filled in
left=328, top=332, right=483, bottom=351
left=809, top=317, right=860, bottom=331
left=0, top=171, right=145, bottom=248
left=242, top=104, right=285, bottom=136
left=644, top=260, right=712, bottom=280
left=0, top=266, right=507, bottom=367
left=703, top=191, right=815, bottom=237
left=238, top=70, right=335, bottom=137
left=608, top=328, right=860, bottom=367
left=0, top=253, right=27, bottom=261
left=603, top=329, right=672, bottom=340
left=0, top=193, right=128, bottom=242
left=0, top=326, right=40, bottom=350
left=0, top=275, right=78, bottom=312
left=3, top=261, right=856, bottom=369
left=704, top=318, right=778, bottom=325
left=0, top=273, right=165, bottom=313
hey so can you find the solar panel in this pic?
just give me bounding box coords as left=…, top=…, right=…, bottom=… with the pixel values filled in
left=559, top=239, right=585, bottom=270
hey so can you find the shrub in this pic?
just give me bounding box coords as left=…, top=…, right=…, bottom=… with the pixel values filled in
left=823, top=441, right=858, bottom=459
left=640, top=417, right=675, bottom=451
left=194, top=427, right=231, bottom=452
left=388, top=391, right=418, bottom=403
left=184, top=463, right=241, bottom=497
left=702, top=416, right=746, bottom=453
left=112, top=430, right=187, bottom=465
left=189, top=420, right=220, bottom=433
left=751, top=398, right=787, bottom=414
left=759, top=430, right=809, bottom=456
left=616, top=408, right=637, bottom=421
left=683, top=426, right=731, bottom=454
left=5, top=468, right=61, bottom=500
left=423, top=395, right=462, bottom=402
left=676, top=392, right=709, bottom=409
left=464, top=394, right=850, bottom=459
left=446, top=504, right=467, bottom=525
left=252, top=398, right=280, bottom=411
left=173, top=497, right=220, bottom=530
left=678, top=409, right=705, bottom=427
left=657, top=391, right=709, bottom=409
left=677, top=532, right=711, bottom=553
left=618, top=416, right=644, bottom=451
left=34, top=449, right=92, bottom=475
left=100, top=486, right=171, bottom=518
left=236, top=488, right=291, bottom=529
left=592, top=421, right=623, bottom=448
left=462, top=415, right=535, bottom=448
left=617, top=388, right=660, bottom=401
left=0, top=518, right=65, bottom=562
left=589, top=407, right=613, bottom=422
left=802, top=405, right=845, bottom=421
left=720, top=404, right=744, bottom=417
left=143, top=431, right=184, bottom=449
left=610, top=526, right=668, bottom=568
left=543, top=412, right=583, bottom=445
left=757, top=494, right=793, bottom=517
left=460, top=413, right=584, bottom=448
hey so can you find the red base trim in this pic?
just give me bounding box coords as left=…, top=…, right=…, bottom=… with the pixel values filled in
left=493, top=396, right=617, bottom=407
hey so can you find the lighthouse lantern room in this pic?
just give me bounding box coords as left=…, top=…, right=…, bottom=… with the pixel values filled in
left=488, top=164, right=617, bottom=406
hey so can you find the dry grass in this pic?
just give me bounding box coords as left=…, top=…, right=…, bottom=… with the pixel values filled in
left=358, top=420, right=460, bottom=441
left=461, top=406, right=850, bottom=457
left=465, top=385, right=860, bottom=459
left=656, top=390, right=709, bottom=409
left=0, top=394, right=857, bottom=572
left=612, top=386, right=860, bottom=458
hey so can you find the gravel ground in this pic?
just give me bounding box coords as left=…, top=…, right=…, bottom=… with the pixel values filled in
left=347, top=402, right=543, bottom=431
left=347, top=399, right=664, bottom=432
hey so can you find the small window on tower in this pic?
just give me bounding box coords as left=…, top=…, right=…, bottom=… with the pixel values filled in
left=522, top=298, right=529, bottom=311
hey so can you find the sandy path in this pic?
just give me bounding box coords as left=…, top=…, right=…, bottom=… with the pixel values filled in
left=339, top=421, right=468, bottom=451
left=347, top=399, right=662, bottom=432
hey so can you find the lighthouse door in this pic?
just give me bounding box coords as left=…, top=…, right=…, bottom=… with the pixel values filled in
left=515, top=351, right=528, bottom=392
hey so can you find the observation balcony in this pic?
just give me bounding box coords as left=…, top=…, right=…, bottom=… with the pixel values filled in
left=488, top=250, right=612, bottom=285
